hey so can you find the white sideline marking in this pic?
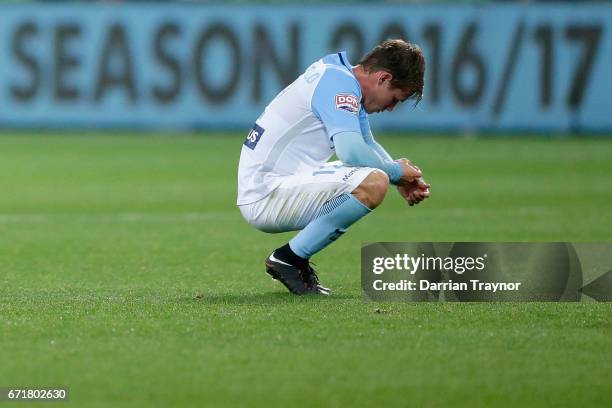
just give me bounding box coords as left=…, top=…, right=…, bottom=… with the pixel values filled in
left=0, top=212, right=236, bottom=224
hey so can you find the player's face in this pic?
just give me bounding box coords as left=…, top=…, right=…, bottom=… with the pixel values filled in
left=363, top=78, right=412, bottom=114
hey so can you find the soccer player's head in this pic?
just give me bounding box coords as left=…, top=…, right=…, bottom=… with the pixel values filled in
left=357, top=39, right=425, bottom=114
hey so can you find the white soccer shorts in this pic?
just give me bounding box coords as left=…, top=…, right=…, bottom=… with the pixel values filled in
left=239, top=161, right=378, bottom=233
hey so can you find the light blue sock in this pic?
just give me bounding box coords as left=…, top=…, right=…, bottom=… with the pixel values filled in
left=289, top=193, right=371, bottom=259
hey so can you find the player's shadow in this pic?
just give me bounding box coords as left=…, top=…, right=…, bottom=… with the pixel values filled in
left=183, top=291, right=357, bottom=305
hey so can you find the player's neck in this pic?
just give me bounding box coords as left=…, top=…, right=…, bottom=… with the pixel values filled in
left=353, top=65, right=375, bottom=100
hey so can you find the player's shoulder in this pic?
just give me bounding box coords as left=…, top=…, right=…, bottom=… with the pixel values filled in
left=316, top=51, right=361, bottom=95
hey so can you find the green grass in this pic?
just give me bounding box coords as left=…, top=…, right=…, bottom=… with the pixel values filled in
left=1, top=132, right=611, bottom=407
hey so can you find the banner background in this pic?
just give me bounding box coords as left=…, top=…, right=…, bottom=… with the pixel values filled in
left=1, top=4, right=611, bottom=132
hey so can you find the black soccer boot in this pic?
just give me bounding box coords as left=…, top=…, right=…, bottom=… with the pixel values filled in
left=301, top=263, right=332, bottom=295
left=265, top=252, right=331, bottom=295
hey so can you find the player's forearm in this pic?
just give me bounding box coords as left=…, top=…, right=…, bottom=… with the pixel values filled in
left=333, top=131, right=402, bottom=183
left=363, top=130, right=394, bottom=161
left=370, top=141, right=394, bottom=162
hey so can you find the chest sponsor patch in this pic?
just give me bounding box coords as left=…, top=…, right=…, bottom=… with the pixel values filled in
left=244, top=123, right=265, bottom=150
left=335, top=93, right=359, bottom=115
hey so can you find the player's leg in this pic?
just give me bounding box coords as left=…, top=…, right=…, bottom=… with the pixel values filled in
left=351, top=170, right=390, bottom=209
left=285, top=169, right=388, bottom=260
left=248, top=163, right=389, bottom=294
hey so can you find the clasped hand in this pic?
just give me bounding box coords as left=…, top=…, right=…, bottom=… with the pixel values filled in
left=395, top=158, right=431, bottom=206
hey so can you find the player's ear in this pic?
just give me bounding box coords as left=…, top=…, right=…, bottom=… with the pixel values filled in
left=377, top=71, right=393, bottom=85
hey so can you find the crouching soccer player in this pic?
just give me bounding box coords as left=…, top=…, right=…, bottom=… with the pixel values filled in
left=237, top=39, right=430, bottom=295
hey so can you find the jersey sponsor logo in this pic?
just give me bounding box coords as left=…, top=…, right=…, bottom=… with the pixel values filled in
left=342, top=167, right=359, bottom=182
left=335, top=94, right=359, bottom=114
left=244, top=123, right=265, bottom=150
left=329, top=228, right=346, bottom=242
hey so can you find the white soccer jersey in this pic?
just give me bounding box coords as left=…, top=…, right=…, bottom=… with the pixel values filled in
left=237, top=51, right=372, bottom=205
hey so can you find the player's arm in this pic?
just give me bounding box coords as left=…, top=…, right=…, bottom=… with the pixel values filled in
left=361, top=128, right=431, bottom=205
left=310, top=67, right=429, bottom=203
left=333, top=131, right=403, bottom=183
left=363, top=130, right=394, bottom=162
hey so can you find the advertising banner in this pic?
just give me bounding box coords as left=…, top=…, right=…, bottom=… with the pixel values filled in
left=1, top=4, right=611, bottom=132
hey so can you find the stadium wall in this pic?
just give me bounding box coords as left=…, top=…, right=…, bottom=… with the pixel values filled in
left=0, top=3, right=610, bottom=133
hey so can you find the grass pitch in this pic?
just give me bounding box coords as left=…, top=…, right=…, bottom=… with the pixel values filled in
left=1, top=132, right=611, bottom=407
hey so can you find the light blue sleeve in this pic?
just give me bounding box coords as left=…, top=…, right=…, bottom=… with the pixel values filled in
left=359, top=109, right=394, bottom=161
left=333, top=131, right=403, bottom=184
left=311, top=68, right=362, bottom=139
left=368, top=134, right=395, bottom=162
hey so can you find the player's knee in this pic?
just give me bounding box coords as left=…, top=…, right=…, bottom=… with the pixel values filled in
left=353, top=170, right=389, bottom=209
